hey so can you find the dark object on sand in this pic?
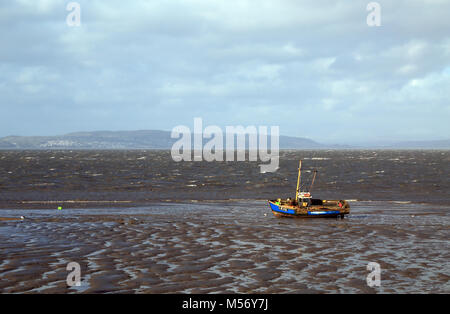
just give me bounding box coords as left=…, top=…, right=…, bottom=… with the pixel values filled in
left=0, top=216, right=25, bottom=221
left=268, top=160, right=350, bottom=218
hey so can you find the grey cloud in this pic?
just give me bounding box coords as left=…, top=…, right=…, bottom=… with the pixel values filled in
left=0, top=0, right=449, bottom=143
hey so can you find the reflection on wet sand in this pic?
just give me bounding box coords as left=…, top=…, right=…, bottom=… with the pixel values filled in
left=0, top=201, right=448, bottom=293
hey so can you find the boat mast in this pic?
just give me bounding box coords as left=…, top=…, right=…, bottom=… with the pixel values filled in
left=296, top=160, right=302, bottom=202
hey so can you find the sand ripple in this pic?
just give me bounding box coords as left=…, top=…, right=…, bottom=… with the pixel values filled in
left=0, top=201, right=449, bottom=293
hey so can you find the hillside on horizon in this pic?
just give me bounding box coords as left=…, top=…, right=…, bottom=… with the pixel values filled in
left=0, top=130, right=448, bottom=149
left=0, top=130, right=325, bottom=149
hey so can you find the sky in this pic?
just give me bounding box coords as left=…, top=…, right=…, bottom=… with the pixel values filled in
left=0, top=0, right=449, bottom=144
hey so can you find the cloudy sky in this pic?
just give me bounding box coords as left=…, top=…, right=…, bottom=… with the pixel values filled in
left=1, top=0, right=449, bottom=144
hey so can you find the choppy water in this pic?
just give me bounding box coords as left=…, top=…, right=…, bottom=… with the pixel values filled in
left=0, top=150, right=448, bottom=207
left=0, top=150, right=448, bottom=293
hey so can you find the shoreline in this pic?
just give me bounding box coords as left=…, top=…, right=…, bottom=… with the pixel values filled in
left=0, top=197, right=449, bottom=210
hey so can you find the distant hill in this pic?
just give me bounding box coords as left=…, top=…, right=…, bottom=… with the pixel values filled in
left=0, top=130, right=326, bottom=149
left=1, top=130, right=447, bottom=149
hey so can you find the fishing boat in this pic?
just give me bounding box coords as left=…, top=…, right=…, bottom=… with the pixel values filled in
left=268, top=160, right=350, bottom=218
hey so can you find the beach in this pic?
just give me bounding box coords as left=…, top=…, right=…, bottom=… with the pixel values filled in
left=0, top=150, right=449, bottom=293
left=1, top=200, right=448, bottom=293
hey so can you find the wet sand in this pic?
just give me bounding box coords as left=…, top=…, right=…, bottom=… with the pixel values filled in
left=0, top=200, right=448, bottom=293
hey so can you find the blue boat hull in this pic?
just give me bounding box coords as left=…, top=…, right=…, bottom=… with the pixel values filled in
left=268, top=200, right=347, bottom=218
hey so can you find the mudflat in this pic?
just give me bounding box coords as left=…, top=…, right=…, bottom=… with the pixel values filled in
left=0, top=201, right=448, bottom=293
